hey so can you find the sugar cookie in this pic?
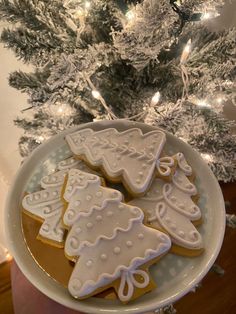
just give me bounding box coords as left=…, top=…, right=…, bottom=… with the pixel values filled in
left=63, top=169, right=171, bottom=302
left=129, top=153, right=204, bottom=256
left=65, top=128, right=175, bottom=196
left=22, top=157, right=101, bottom=247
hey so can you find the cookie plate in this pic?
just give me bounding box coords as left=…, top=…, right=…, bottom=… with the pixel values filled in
left=4, top=120, right=225, bottom=313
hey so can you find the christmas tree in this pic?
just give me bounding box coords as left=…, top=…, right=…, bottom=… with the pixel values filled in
left=0, top=0, right=235, bottom=181
left=63, top=168, right=171, bottom=302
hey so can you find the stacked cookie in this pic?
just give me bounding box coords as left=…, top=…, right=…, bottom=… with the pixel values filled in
left=22, top=127, right=204, bottom=303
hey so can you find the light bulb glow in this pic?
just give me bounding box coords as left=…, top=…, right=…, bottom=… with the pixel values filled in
left=0, top=245, right=12, bottom=264
left=150, top=91, right=161, bottom=106
left=196, top=100, right=211, bottom=108
left=57, top=107, right=64, bottom=113
left=6, top=253, right=12, bottom=262
left=85, top=1, right=91, bottom=9
left=92, top=90, right=101, bottom=100
left=216, top=96, right=225, bottom=104
left=126, top=10, right=135, bottom=21
left=201, top=153, right=214, bottom=162
left=38, top=135, right=45, bottom=142
left=201, top=11, right=219, bottom=20
left=74, top=9, right=84, bottom=19
left=180, top=39, right=192, bottom=64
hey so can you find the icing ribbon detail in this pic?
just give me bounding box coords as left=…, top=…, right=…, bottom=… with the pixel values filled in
left=156, top=157, right=174, bottom=176
left=118, top=269, right=150, bottom=302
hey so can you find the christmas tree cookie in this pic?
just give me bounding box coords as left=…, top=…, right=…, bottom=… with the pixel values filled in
left=22, top=157, right=100, bottom=247
left=129, top=153, right=204, bottom=256
left=65, top=128, right=176, bottom=196
left=63, top=169, right=171, bottom=302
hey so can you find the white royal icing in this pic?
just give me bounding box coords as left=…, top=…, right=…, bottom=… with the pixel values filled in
left=57, top=156, right=100, bottom=175
left=175, top=153, right=192, bottom=176
left=118, top=269, right=150, bottom=302
left=22, top=158, right=100, bottom=244
left=63, top=167, right=171, bottom=301
left=66, top=128, right=166, bottom=194
left=57, top=156, right=80, bottom=170
left=22, top=188, right=65, bottom=244
left=154, top=202, right=202, bottom=249
left=129, top=154, right=203, bottom=250
left=41, top=170, right=68, bottom=189
left=38, top=203, right=65, bottom=243
left=67, top=222, right=171, bottom=300
left=156, top=156, right=175, bottom=177
left=63, top=169, right=123, bottom=227
left=65, top=200, right=144, bottom=257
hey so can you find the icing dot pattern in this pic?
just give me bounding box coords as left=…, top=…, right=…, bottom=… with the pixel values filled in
left=68, top=223, right=171, bottom=299
left=128, top=154, right=203, bottom=250
left=65, top=201, right=144, bottom=255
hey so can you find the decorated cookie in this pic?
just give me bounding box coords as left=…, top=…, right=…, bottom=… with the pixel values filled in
left=63, top=169, right=171, bottom=302
left=22, top=157, right=101, bottom=247
left=129, top=153, right=204, bottom=256
left=65, top=128, right=175, bottom=195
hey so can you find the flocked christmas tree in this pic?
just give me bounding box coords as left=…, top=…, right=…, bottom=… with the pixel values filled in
left=63, top=168, right=171, bottom=302
left=0, top=0, right=235, bottom=181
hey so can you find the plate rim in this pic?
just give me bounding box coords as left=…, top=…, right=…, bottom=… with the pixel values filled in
left=4, top=119, right=226, bottom=313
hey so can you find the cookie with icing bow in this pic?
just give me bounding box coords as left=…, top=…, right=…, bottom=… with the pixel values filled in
left=65, top=128, right=176, bottom=196
left=129, top=153, right=204, bottom=257
left=63, top=168, right=172, bottom=303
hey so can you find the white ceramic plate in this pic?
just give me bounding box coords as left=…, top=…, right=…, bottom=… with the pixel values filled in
left=5, top=120, right=225, bottom=314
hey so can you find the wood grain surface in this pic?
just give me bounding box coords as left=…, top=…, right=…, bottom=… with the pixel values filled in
left=0, top=182, right=235, bottom=314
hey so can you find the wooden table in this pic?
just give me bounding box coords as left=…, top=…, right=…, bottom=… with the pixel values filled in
left=1, top=182, right=235, bottom=314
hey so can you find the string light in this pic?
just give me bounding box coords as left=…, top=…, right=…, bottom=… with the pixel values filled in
left=201, top=11, right=220, bottom=20
left=92, top=90, right=101, bottom=100
left=38, top=135, right=45, bottom=142
left=84, top=1, right=91, bottom=9
left=180, top=39, right=192, bottom=64
left=0, top=245, right=12, bottom=264
left=196, top=99, right=211, bottom=109
left=217, top=97, right=223, bottom=103
left=50, top=102, right=74, bottom=117
left=150, top=91, right=161, bottom=107
left=201, top=153, right=214, bottom=163
left=6, top=252, right=12, bottom=262
left=126, top=10, right=135, bottom=21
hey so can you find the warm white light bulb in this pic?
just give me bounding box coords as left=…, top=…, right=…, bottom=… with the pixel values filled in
left=85, top=1, right=91, bottom=9
left=126, top=10, right=135, bottom=21
left=0, top=245, right=12, bottom=264
left=38, top=135, right=45, bottom=142
left=58, top=107, right=64, bottom=113
left=197, top=100, right=211, bottom=108
left=92, top=90, right=101, bottom=100
left=216, top=97, right=224, bottom=104
left=180, top=39, right=192, bottom=64
left=6, top=252, right=12, bottom=262
left=201, top=153, right=214, bottom=162
left=150, top=91, right=161, bottom=106
left=201, top=11, right=219, bottom=20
